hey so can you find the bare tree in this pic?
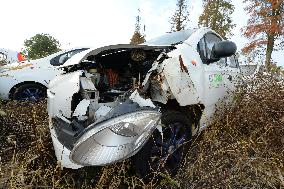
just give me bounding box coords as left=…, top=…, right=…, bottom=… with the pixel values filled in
left=199, top=0, right=235, bottom=38
left=130, top=10, right=146, bottom=44
left=242, top=0, right=284, bottom=69
left=170, top=0, right=190, bottom=31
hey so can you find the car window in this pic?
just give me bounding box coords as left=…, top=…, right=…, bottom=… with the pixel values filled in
left=204, top=33, right=222, bottom=57
left=197, top=37, right=207, bottom=63
left=50, top=49, right=88, bottom=66
left=227, top=55, right=239, bottom=68
left=0, top=52, right=7, bottom=64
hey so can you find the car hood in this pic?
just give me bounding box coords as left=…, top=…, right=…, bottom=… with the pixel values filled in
left=60, top=44, right=171, bottom=68
left=0, top=59, right=47, bottom=73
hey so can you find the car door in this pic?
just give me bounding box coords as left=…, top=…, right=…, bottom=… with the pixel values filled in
left=224, top=55, right=240, bottom=92
left=197, top=33, right=231, bottom=107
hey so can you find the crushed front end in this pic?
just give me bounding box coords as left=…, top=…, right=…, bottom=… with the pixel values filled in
left=47, top=45, right=171, bottom=168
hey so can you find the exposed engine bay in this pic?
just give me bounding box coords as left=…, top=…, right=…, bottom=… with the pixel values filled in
left=68, top=47, right=171, bottom=122
left=72, top=48, right=163, bottom=102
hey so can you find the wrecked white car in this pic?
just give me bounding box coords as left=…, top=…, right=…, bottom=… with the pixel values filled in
left=48, top=28, right=240, bottom=176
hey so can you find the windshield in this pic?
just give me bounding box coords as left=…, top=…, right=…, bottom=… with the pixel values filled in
left=143, top=29, right=196, bottom=46
left=45, top=48, right=89, bottom=60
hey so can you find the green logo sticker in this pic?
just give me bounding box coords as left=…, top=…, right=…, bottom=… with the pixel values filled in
left=209, top=74, right=223, bottom=88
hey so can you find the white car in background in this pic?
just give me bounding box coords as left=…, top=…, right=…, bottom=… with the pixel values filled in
left=0, top=48, right=26, bottom=65
left=0, top=47, right=89, bottom=100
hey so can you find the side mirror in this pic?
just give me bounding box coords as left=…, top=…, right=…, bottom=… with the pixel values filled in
left=211, top=41, right=237, bottom=59
left=59, top=55, right=69, bottom=64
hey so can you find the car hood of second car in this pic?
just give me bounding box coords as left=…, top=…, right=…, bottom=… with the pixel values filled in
left=0, top=58, right=49, bottom=73
left=60, top=44, right=172, bottom=68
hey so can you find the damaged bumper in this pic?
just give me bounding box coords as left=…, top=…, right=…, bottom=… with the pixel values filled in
left=71, top=110, right=160, bottom=166
left=50, top=106, right=161, bottom=167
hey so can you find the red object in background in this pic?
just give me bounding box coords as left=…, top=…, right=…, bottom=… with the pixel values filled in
left=17, top=53, right=26, bottom=62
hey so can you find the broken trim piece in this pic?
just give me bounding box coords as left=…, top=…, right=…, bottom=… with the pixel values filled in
left=73, top=99, right=90, bottom=121
left=129, top=90, right=156, bottom=108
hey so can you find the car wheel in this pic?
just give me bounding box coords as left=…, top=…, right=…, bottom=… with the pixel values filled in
left=12, top=83, right=47, bottom=101
left=132, top=110, right=192, bottom=179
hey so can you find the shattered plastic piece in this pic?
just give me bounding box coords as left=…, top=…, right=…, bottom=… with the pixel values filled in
left=80, top=77, right=96, bottom=91
left=56, top=114, right=72, bottom=124
left=129, top=90, right=156, bottom=108
left=95, top=106, right=113, bottom=119
left=142, top=61, right=159, bottom=87
left=73, top=99, right=90, bottom=121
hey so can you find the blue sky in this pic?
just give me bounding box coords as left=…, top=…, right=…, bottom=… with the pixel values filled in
left=0, top=0, right=283, bottom=66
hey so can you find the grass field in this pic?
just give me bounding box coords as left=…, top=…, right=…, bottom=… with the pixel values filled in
left=0, top=73, right=283, bottom=188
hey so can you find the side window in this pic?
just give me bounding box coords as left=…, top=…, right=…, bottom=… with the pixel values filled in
left=204, top=33, right=222, bottom=58
left=50, top=49, right=87, bottom=66
left=197, top=37, right=207, bottom=63
left=0, top=52, right=7, bottom=61
left=0, top=52, right=7, bottom=64
left=227, top=55, right=239, bottom=68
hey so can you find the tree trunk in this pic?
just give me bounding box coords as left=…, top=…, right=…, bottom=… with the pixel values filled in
left=265, top=34, right=275, bottom=71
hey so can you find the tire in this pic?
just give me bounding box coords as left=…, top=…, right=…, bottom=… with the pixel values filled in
left=12, top=83, right=47, bottom=101
left=132, top=110, right=192, bottom=179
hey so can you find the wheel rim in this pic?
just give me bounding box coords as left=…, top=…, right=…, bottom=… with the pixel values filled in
left=150, top=122, right=189, bottom=174
left=17, top=87, right=44, bottom=101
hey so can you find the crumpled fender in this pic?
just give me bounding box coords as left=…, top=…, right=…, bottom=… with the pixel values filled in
left=150, top=55, right=201, bottom=106
left=48, top=71, right=83, bottom=118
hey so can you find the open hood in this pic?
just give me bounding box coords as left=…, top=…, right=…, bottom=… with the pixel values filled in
left=60, top=44, right=171, bottom=68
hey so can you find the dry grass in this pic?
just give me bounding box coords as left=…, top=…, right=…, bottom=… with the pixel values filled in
left=0, top=101, right=149, bottom=188
left=0, top=73, right=283, bottom=188
left=178, top=73, right=284, bottom=188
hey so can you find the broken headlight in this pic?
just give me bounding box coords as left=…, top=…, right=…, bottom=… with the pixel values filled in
left=70, top=110, right=160, bottom=166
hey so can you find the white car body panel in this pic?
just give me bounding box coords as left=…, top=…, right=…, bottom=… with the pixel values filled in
left=48, top=71, right=83, bottom=118
left=51, top=134, right=83, bottom=169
